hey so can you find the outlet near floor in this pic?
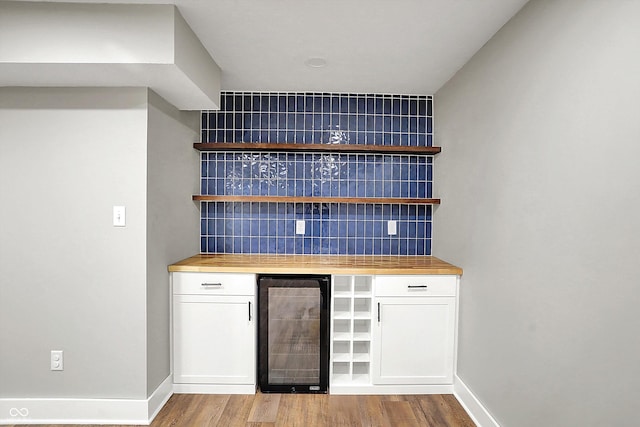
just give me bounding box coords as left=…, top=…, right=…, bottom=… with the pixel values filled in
left=50, top=350, right=63, bottom=371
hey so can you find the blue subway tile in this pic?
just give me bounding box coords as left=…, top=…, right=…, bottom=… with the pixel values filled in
left=392, top=117, right=400, bottom=132
left=322, top=97, right=331, bottom=112
left=365, top=97, right=375, bottom=114
left=302, top=95, right=312, bottom=112
left=417, top=98, right=426, bottom=116
left=260, top=96, right=270, bottom=111
left=331, top=96, right=340, bottom=111
left=409, top=117, right=418, bottom=133
left=269, top=96, right=278, bottom=111
left=382, top=98, right=391, bottom=114
left=392, top=98, right=401, bottom=115
left=400, top=117, right=409, bottom=132
left=372, top=97, right=382, bottom=115
left=401, top=98, right=410, bottom=115
left=409, top=98, right=418, bottom=115
left=338, top=96, right=348, bottom=113
left=398, top=239, right=407, bottom=255
left=234, top=95, right=244, bottom=111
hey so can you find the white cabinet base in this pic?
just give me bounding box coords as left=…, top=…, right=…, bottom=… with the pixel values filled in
left=171, top=272, right=256, bottom=394
left=372, top=296, right=455, bottom=385
left=330, top=274, right=459, bottom=393
left=173, top=383, right=256, bottom=394
left=173, top=294, right=255, bottom=385
left=329, top=383, right=454, bottom=395
left=172, top=272, right=459, bottom=396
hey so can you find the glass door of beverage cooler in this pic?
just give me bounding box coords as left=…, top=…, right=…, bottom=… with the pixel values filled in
left=258, top=275, right=329, bottom=393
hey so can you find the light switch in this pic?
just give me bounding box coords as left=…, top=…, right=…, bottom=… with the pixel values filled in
left=296, top=220, right=306, bottom=235
left=113, top=206, right=126, bottom=227
left=387, top=220, right=397, bottom=235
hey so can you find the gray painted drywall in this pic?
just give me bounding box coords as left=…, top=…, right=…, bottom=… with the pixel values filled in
left=434, top=1, right=640, bottom=426
left=145, top=90, right=199, bottom=395
left=0, top=87, right=199, bottom=400
left=0, top=87, right=149, bottom=398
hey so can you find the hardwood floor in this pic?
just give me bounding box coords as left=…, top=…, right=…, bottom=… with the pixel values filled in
left=7, top=392, right=476, bottom=427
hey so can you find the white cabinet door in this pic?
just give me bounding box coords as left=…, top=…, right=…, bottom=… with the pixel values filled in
left=173, top=294, right=255, bottom=385
left=372, top=296, right=455, bottom=385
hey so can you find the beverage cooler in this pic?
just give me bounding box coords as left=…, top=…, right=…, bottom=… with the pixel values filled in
left=258, top=274, right=330, bottom=393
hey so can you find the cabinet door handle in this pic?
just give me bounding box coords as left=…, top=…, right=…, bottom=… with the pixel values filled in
left=407, top=285, right=428, bottom=289
left=201, top=282, right=222, bottom=287
left=248, top=301, right=252, bottom=321
left=377, top=302, right=381, bottom=323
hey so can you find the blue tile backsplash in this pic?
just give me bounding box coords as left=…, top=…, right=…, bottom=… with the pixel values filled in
left=201, top=202, right=431, bottom=256
left=200, top=92, right=435, bottom=255
left=202, top=92, right=432, bottom=146
left=201, top=152, right=432, bottom=198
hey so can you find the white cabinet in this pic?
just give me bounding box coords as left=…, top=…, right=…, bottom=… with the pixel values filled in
left=172, top=272, right=256, bottom=393
left=330, top=274, right=458, bottom=394
left=371, top=275, right=457, bottom=386
left=170, top=270, right=458, bottom=395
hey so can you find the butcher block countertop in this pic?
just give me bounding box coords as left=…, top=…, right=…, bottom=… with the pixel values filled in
left=168, top=254, right=462, bottom=275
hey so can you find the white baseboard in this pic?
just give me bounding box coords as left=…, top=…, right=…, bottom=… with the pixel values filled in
left=0, top=375, right=173, bottom=425
left=147, top=375, right=174, bottom=421
left=453, top=375, right=500, bottom=427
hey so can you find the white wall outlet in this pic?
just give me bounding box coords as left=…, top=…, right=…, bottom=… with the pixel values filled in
left=113, top=206, right=126, bottom=227
left=295, top=220, right=306, bottom=235
left=50, top=350, right=63, bottom=371
left=387, top=220, right=397, bottom=235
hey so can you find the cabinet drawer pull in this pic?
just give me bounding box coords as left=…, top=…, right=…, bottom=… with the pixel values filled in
left=201, top=282, right=222, bottom=287
left=248, top=301, right=252, bottom=321
left=377, top=302, right=381, bottom=322
left=407, top=285, right=428, bottom=289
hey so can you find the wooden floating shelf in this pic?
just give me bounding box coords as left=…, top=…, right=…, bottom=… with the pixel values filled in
left=194, top=142, right=441, bottom=155
left=192, top=195, right=440, bottom=205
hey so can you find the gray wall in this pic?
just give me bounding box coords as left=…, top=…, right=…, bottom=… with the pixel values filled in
left=145, top=91, right=199, bottom=395
left=0, top=87, right=148, bottom=398
left=0, top=87, right=199, bottom=399
left=434, top=1, right=640, bottom=426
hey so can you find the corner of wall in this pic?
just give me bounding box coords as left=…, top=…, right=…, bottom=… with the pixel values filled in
left=145, top=90, right=200, bottom=396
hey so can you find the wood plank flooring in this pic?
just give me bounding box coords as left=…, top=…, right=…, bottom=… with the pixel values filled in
left=7, top=392, right=475, bottom=427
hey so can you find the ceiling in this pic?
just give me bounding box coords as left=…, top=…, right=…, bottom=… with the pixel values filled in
left=16, top=0, right=529, bottom=95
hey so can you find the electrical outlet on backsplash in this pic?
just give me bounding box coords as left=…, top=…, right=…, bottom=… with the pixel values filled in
left=199, top=92, right=435, bottom=256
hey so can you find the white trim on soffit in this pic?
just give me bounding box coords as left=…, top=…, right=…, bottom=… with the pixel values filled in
left=453, top=375, right=501, bottom=427
left=0, top=375, right=173, bottom=425
left=0, top=2, right=220, bottom=110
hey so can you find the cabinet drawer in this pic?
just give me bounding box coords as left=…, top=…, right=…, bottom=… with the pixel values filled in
left=173, top=272, right=256, bottom=296
left=374, top=275, right=456, bottom=297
